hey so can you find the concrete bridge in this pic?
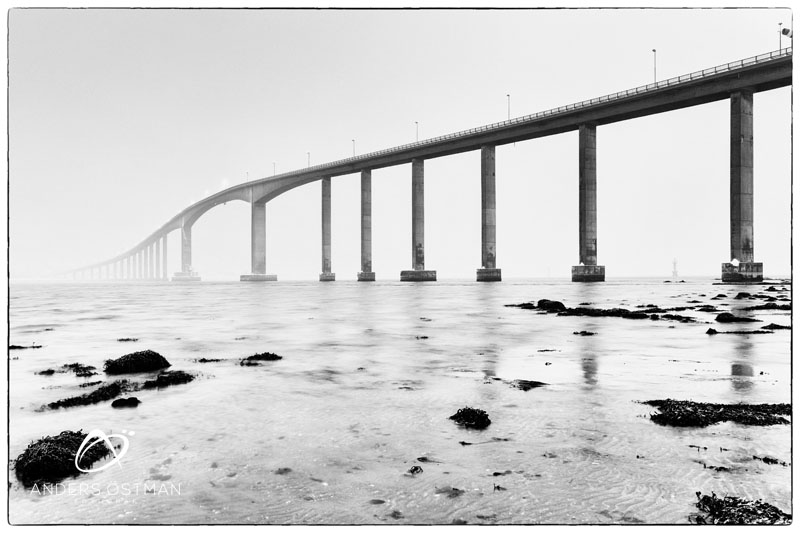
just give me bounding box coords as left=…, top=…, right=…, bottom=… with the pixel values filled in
left=73, top=48, right=791, bottom=284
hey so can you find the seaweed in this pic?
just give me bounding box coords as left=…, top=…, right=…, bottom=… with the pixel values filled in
left=643, top=399, right=790, bottom=428
left=14, top=430, right=112, bottom=487
left=694, top=492, right=791, bottom=524
left=449, top=407, right=491, bottom=429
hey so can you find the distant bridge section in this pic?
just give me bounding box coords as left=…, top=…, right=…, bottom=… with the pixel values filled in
left=72, top=48, right=791, bottom=283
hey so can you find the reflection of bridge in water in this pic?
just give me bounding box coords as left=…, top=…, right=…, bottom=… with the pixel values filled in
left=73, top=49, right=791, bottom=284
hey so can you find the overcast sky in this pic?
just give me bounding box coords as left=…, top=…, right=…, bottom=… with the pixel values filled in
left=8, top=7, right=792, bottom=280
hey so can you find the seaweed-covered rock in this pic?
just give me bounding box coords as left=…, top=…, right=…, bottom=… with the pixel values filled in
left=715, top=312, right=759, bottom=323
left=240, top=352, right=283, bottom=366
left=45, top=380, right=133, bottom=410
left=762, top=323, right=791, bottom=330
left=449, top=407, right=491, bottom=429
left=104, top=350, right=171, bottom=374
left=643, top=399, right=790, bottom=428
left=142, top=370, right=195, bottom=389
left=695, top=492, right=791, bottom=524
left=62, top=363, right=97, bottom=377
left=14, top=430, right=112, bottom=487
left=111, top=397, right=141, bottom=408
left=741, top=303, right=791, bottom=311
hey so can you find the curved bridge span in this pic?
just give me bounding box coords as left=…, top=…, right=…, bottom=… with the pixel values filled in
left=74, top=48, right=791, bottom=283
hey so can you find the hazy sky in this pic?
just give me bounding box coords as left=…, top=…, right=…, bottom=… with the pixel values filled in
left=8, top=7, right=792, bottom=280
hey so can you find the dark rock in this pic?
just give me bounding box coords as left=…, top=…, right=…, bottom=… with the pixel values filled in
left=643, top=399, right=790, bottom=428
left=274, top=467, right=292, bottom=475
left=492, top=470, right=512, bottom=476
left=513, top=379, right=548, bottom=391
left=116, top=338, right=138, bottom=342
left=706, top=328, right=719, bottom=335
left=9, top=344, right=42, bottom=350
left=765, top=286, right=778, bottom=292
left=197, top=358, right=223, bottom=363
left=451, top=519, right=468, bottom=525
left=715, top=312, right=759, bottom=323
left=762, top=323, right=791, bottom=330
left=142, top=370, right=195, bottom=389
left=37, top=369, right=56, bottom=376
left=695, top=492, right=791, bottom=524
left=13, top=430, right=113, bottom=487
left=79, top=380, right=103, bottom=388
left=734, top=292, right=751, bottom=299
left=407, top=465, right=423, bottom=475
left=240, top=352, right=282, bottom=366
left=662, top=314, right=695, bottom=323
left=45, top=380, right=133, bottom=410
left=504, top=302, right=537, bottom=310
left=369, top=498, right=386, bottom=504
left=573, top=330, right=596, bottom=336
left=449, top=407, right=491, bottom=430
left=537, top=299, right=567, bottom=312
left=389, top=510, right=404, bottom=519
left=111, top=397, right=141, bottom=408
left=104, top=350, right=171, bottom=374
left=716, top=294, right=727, bottom=298
left=707, top=328, right=772, bottom=335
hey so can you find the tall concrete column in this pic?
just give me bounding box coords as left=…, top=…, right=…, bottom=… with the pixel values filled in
left=137, top=252, right=142, bottom=279
left=722, top=89, right=762, bottom=282
left=319, top=177, right=335, bottom=281
left=155, top=240, right=161, bottom=279
left=358, top=169, right=375, bottom=281
left=401, top=159, right=436, bottom=281
left=162, top=235, right=168, bottom=280
left=145, top=244, right=151, bottom=279
left=240, top=201, right=277, bottom=281
left=477, top=145, right=501, bottom=281
left=572, top=123, right=605, bottom=282
left=181, top=225, right=191, bottom=274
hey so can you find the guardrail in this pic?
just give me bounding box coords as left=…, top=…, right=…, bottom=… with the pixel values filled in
left=269, top=47, right=792, bottom=180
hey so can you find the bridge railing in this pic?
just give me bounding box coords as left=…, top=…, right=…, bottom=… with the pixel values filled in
left=269, top=48, right=791, bottom=181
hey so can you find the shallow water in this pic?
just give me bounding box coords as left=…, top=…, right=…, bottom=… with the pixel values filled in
left=7, top=278, right=792, bottom=524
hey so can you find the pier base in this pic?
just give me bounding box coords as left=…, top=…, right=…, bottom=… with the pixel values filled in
left=240, top=274, right=278, bottom=281
left=358, top=272, right=376, bottom=281
left=476, top=268, right=502, bottom=282
left=319, top=272, right=336, bottom=282
left=400, top=270, right=437, bottom=282
left=172, top=271, right=201, bottom=282
left=572, top=265, right=605, bottom=282
left=721, top=262, right=763, bottom=283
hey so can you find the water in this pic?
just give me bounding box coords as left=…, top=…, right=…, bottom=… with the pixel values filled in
left=8, top=278, right=792, bottom=524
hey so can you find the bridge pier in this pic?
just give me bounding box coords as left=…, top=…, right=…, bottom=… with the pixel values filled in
left=722, top=89, right=762, bottom=282
left=358, top=170, right=375, bottom=281
left=477, top=145, right=501, bottom=281
left=162, top=235, right=168, bottom=280
left=572, top=123, right=606, bottom=282
left=401, top=159, right=436, bottom=281
left=241, top=201, right=277, bottom=281
left=173, top=222, right=201, bottom=281
left=154, top=240, right=161, bottom=280
left=319, top=177, right=335, bottom=281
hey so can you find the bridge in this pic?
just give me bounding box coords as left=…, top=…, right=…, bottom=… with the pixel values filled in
left=72, top=48, right=792, bottom=284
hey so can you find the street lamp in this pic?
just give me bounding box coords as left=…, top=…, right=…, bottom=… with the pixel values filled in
left=779, top=23, right=783, bottom=49
left=352, top=139, right=355, bottom=156
left=506, top=94, right=510, bottom=120
left=652, top=49, right=657, bottom=83
left=415, top=121, right=419, bottom=141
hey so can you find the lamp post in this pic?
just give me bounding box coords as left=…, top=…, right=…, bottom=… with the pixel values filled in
left=652, top=49, right=657, bottom=83
left=415, top=121, right=419, bottom=141
left=506, top=94, right=510, bottom=120
left=307, top=152, right=310, bottom=168
left=352, top=139, right=355, bottom=156
left=779, top=23, right=783, bottom=49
